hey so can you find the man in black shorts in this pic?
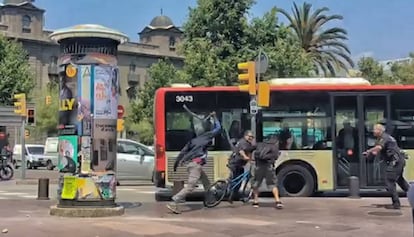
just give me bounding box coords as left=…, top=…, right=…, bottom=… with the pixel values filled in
left=252, top=135, right=283, bottom=209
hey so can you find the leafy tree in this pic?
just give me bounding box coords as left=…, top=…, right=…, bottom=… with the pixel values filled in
left=0, top=35, right=34, bottom=105
left=388, top=54, right=414, bottom=84
left=180, top=0, right=254, bottom=86
left=130, top=58, right=181, bottom=123
left=246, top=7, right=314, bottom=78
left=125, top=119, right=154, bottom=145
left=357, top=57, right=390, bottom=84
left=33, top=87, right=59, bottom=135
left=278, top=2, right=354, bottom=76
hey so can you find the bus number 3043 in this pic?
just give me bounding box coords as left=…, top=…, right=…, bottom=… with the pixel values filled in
left=175, top=95, right=194, bottom=103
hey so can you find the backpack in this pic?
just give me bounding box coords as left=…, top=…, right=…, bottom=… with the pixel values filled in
left=255, top=142, right=278, bottom=161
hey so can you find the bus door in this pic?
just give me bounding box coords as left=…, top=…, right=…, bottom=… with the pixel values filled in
left=332, top=93, right=390, bottom=188
left=360, top=94, right=390, bottom=187
left=332, top=94, right=360, bottom=187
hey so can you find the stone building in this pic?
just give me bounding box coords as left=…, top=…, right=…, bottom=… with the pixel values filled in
left=0, top=0, right=183, bottom=145
left=0, top=0, right=184, bottom=108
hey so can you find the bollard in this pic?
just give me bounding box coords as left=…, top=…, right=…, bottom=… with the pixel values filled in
left=406, top=183, right=414, bottom=232
left=37, top=178, right=50, bottom=200
left=348, top=176, right=360, bottom=198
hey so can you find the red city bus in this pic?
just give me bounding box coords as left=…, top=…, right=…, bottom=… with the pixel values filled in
left=153, top=78, right=414, bottom=200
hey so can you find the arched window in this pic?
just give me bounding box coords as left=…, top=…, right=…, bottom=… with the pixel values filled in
left=22, top=15, right=31, bottom=32
left=169, top=36, right=176, bottom=48
left=129, top=63, right=136, bottom=72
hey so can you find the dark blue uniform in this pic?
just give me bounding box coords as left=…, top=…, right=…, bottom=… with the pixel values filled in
left=376, top=132, right=410, bottom=208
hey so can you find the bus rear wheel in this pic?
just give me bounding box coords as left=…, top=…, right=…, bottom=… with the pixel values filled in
left=277, top=165, right=315, bottom=197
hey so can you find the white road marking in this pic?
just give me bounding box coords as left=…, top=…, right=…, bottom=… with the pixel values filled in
left=1, top=192, right=27, bottom=196
left=117, top=188, right=137, bottom=191
left=21, top=195, right=37, bottom=199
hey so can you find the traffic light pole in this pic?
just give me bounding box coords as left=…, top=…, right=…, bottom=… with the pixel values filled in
left=20, top=118, right=26, bottom=179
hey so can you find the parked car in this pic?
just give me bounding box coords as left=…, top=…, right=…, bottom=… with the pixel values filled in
left=44, top=137, right=59, bottom=170
left=116, top=139, right=155, bottom=183
left=13, top=144, right=56, bottom=170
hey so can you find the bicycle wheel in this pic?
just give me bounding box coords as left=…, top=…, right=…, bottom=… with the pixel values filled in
left=0, top=165, right=14, bottom=181
left=203, top=180, right=228, bottom=208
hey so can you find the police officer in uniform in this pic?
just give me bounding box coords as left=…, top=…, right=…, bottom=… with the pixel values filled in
left=363, top=123, right=410, bottom=209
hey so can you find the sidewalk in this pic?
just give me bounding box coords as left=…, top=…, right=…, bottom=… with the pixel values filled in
left=12, top=169, right=60, bottom=185
left=0, top=197, right=412, bottom=237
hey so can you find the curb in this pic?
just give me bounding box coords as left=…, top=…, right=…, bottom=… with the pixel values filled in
left=49, top=205, right=125, bottom=217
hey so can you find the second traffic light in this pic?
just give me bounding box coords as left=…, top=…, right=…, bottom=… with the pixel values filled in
left=117, top=119, right=124, bottom=132
left=27, top=108, right=35, bottom=125
left=45, top=95, right=52, bottom=105
left=237, top=61, right=256, bottom=95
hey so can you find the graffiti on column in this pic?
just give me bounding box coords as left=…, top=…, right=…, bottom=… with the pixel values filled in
left=80, top=136, right=91, bottom=174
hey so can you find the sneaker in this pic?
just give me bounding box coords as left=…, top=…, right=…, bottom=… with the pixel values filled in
left=275, top=201, right=284, bottom=209
left=252, top=202, right=259, bottom=208
left=166, top=203, right=181, bottom=214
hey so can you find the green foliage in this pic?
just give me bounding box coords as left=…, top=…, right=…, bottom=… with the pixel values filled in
left=0, top=35, right=34, bottom=105
left=389, top=56, right=414, bottom=84
left=357, top=54, right=414, bottom=84
left=125, top=119, right=154, bottom=145
left=130, top=58, right=181, bottom=123
left=33, top=87, right=59, bottom=135
left=357, top=57, right=390, bottom=84
left=180, top=0, right=254, bottom=86
left=278, top=2, right=354, bottom=76
left=246, top=8, right=314, bottom=78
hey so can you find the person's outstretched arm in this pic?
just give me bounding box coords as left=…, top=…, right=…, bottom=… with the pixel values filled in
left=206, top=112, right=221, bottom=138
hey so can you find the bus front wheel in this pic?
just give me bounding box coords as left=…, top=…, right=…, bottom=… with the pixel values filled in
left=277, top=165, right=315, bottom=197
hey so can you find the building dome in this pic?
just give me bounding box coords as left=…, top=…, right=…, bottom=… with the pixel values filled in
left=3, top=0, right=31, bottom=4
left=149, top=15, right=174, bottom=29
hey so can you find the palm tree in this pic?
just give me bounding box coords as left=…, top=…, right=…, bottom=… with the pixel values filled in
left=278, top=2, right=354, bottom=76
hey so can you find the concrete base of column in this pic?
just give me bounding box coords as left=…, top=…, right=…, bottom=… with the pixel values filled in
left=49, top=205, right=125, bottom=217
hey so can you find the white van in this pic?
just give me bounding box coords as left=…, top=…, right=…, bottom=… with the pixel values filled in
left=13, top=144, right=56, bottom=170
left=44, top=137, right=59, bottom=170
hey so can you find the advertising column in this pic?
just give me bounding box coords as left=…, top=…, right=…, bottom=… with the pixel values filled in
left=57, top=60, right=120, bottom=204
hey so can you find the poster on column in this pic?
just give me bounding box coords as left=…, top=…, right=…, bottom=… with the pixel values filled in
left=58, top=64, right=79, bottom=136
left=93, top=66, right=120, bottom=120
left=57, top=135, right=78, bottom=173
left=77, top=65, right=92, bottom=136
left=80, top=136, right=91, bottom=174
left=91, top=119, right=117, bottom=172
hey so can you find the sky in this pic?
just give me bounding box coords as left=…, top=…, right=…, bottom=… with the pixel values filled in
left=32, top=0, right=414, bottom=62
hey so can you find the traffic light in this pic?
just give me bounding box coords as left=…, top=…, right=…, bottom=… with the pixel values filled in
left=13, top=93, right=26, bottom=116
left=25, top=129, right=30, bottom=139
left=117, top=119, right=124, bottom=132
left=45, top=95, right=52, bottom=105
left=237, top=61, right=256, bottom=95
left=257, top=81, right=270, bottom=107
left=27, top=108, right=35, bottom=125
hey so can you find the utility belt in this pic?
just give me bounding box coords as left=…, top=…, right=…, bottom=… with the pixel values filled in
left=385, top=151, right=407, bottom=166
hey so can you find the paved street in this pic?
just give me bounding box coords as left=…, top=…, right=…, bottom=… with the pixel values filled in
left=0, top=180, right=413, bottom=237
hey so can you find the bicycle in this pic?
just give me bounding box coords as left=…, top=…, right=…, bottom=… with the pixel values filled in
left=203, top=162, right=254, bottom=208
